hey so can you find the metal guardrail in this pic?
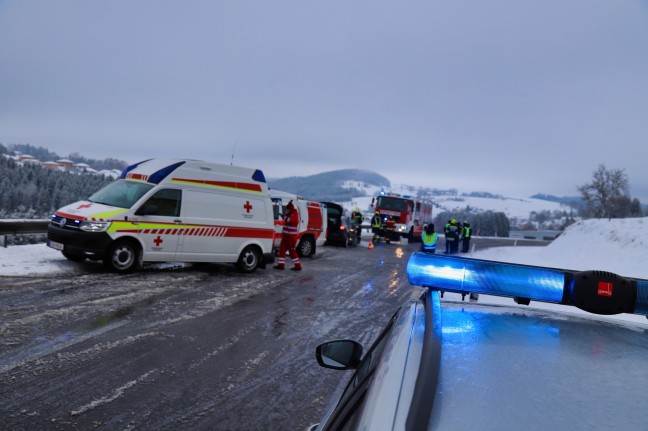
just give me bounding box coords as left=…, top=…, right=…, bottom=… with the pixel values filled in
left=0, top=219, right=50, bottom=247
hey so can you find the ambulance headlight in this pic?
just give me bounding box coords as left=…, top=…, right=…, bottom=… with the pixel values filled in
left=79, top=221, right=111, bottom=232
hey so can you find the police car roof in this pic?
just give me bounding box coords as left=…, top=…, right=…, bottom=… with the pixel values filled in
left=429, top=298, right=647, bottom=430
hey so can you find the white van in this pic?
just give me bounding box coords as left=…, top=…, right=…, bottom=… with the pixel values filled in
left=269, top=189, right=327, bottom=258
left=47, top=159, right=276, bottom=272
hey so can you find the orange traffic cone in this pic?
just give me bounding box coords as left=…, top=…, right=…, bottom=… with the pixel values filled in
left=367, top=241, right=374, bottom=250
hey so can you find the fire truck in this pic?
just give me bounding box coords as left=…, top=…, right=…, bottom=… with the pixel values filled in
left=372, top=192, right=433, bottom=242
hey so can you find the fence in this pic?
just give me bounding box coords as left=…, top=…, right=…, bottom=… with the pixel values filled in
left=0, top=219, right=50, bottom=247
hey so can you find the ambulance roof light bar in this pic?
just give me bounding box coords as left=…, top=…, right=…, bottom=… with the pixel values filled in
left=407, top=252, right=648, bottom=317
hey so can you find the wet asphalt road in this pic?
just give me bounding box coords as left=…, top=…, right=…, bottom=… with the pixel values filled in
left=0, top=236, right=547, bottom=431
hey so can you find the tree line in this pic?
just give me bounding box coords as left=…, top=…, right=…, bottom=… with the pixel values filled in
left=0, top=156, right=115, bottom=219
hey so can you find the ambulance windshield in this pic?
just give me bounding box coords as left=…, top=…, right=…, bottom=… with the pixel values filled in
left=89, top=179, right=154, bottom=209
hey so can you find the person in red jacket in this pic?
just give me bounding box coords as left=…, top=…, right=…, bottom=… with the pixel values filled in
left=273, top=201, right=302, bottom=271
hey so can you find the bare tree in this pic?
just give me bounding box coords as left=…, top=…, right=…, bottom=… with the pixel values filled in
left=577, top=164, right=630, bottom=219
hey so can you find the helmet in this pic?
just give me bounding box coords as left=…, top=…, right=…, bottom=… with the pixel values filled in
left=287, top=201, right=295, bottom=211
left=375, top=211, right=380, bottom=215
left=355, top=207, right=360, bottom=212
left=451, top=219, right=456, bottom=224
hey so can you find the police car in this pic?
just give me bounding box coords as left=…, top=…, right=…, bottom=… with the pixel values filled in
left=311, top=253, right=648, bottom=430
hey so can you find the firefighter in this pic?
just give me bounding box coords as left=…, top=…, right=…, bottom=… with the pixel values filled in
left=351, top=207, right=364, bottom=242
left=384, top=217, right=395, bottom=244
left=420, top=223, right=438, bottom=253
left=445, top=219, right=460, bottom=254
left=461, top=221, right=472, bottom=253
left=444, top=220, right=451, bottom=253
left=371, top=211, right=383, bottom=244
left=273, top=201, right=302, bottom=271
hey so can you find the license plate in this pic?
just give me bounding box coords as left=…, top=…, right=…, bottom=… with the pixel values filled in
left=48, top=240, right=64, bottom=251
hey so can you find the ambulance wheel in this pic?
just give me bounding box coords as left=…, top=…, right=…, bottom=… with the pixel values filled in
left=237, top=246, right=260, bottom=273
left=104, top=239, right=140, bottom=272
left=297, top=237, right=315, bottom=258
left=62, top=251, right=86, bottom=262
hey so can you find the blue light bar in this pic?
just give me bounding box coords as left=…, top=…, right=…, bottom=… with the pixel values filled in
left=635, top=280, right=648, bottom=315
left=407, top=253, right=564, bottom=303
left=407, top=253, right=648, bottom=317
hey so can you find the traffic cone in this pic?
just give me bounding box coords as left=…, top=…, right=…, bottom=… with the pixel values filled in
left=367, top=241, right=374, bottom=250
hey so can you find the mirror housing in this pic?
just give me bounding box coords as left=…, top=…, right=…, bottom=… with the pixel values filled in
left=315, top=340, right=363, bottom=370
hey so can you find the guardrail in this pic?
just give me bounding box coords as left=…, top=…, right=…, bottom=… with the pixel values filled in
left=0, top=219, right=50, bottom=247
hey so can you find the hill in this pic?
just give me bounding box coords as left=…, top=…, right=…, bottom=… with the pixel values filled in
left=267, top=169, right=581, bottom=232
left=268, top=169, right=390, bottom=202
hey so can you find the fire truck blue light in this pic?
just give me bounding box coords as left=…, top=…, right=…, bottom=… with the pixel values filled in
left=407, top=253, right=565, bottom=303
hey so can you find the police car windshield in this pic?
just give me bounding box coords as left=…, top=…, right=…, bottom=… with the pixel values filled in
left=88, top=180, right=154, bottom=209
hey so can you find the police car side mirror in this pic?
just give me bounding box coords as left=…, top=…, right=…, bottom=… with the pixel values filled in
left=316, top=340, right=363, bottom=370
left=135, top=204, right=159, bottom=216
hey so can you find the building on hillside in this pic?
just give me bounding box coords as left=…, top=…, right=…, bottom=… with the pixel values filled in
left=56, top=159, right=74, bottom=170
left=23, top=158, right=42, bottom=166
left=73, top=162, right=90, bottom=173
left=42, top=161, right=61, bottom=170
left=16, top=154, right=36, bottom=162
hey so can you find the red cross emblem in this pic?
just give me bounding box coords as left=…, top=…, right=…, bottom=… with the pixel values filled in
left=153, top=235, right=163, bottom=246
left=77, top=203, right=93, bottom=209
left=243, top=201, right=253, bottom=213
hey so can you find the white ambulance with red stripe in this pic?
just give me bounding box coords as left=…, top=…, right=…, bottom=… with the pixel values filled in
left=269, top=189, right=327, bottom=258
left=47, top=159, right=276, bottom=272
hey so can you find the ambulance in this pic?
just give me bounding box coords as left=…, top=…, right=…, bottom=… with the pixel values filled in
left=268, top=189, right=327, bottom=258
left=47, top=159, right=276, bottom=273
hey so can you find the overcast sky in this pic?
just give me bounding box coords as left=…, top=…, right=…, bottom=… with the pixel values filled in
left=1, top=1, right=647, bottom=200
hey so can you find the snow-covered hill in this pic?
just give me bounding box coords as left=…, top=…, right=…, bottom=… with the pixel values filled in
left=336, top=181, right=573, bottom=226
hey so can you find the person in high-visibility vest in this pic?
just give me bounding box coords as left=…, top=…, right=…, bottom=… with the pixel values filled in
left=420, top=223, right=438, bottom=253
left=273, top=201, right=302, bottom=271
left=351, top=207, right=364, bottom=242
left=445, top=219, right=459, bottom=254
left=384, top=217, right=395, bottom=243
left=461, top=221, right=472, bottom=253
left=370, top=211, right=383, bottom=243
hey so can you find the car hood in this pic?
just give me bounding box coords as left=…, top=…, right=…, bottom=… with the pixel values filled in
left=429, top=300, right=648, bottom=430
left=54, top=200, right=127, bottom=222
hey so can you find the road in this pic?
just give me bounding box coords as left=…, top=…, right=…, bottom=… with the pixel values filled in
left=0, top=236, right=546, bottom=431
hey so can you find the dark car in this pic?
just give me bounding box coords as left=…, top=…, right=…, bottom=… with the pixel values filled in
left=322, top=202, right=358, bottom=247
left=310, top=253, right=648, bottom=430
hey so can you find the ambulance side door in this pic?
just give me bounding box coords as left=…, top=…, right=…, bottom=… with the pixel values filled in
left=134, top=188, right=182, bottom=260
left=272, top=197, right=284, bottom=250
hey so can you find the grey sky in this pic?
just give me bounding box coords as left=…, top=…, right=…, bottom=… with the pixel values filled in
left=1, top=1, right=647, bottom=200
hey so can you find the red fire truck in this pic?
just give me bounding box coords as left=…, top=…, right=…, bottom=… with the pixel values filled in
left=372, top=192, right=433, bottom=242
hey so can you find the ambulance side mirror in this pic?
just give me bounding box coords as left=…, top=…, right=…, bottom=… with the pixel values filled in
left=135, top=204, right=159, bottom=216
